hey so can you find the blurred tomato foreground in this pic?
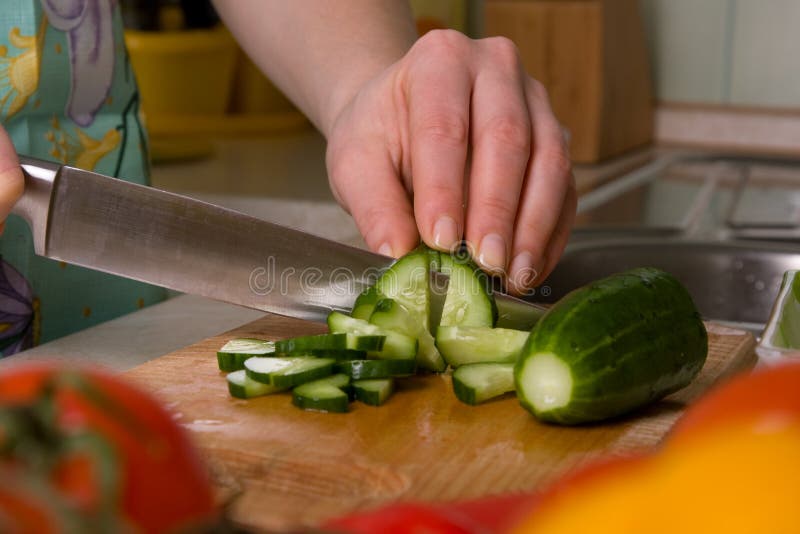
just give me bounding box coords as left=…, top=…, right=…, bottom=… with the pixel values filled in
left=0, top=364, right=217, bottom=533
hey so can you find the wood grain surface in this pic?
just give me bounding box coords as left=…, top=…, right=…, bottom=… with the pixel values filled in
left=123, top=317, right=756, bottom=532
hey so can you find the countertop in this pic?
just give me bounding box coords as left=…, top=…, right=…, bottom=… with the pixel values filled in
left=0, top=131, right=667, bottom=371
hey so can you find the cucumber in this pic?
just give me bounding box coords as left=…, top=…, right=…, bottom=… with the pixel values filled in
left=436, top=326, right=529, bottom=367
left=452, top=363, right=516, bottom=405
left=217, top=338, right=275, bottom=371
left=352, top=378, right=395, bottom=406
left=374, top=246, right=431, bottom=330
left=276, top=333, right=384, bottom=354
left=292, top=374, right=352, bottom=413
left=335, top=359, right=416, bottom=380
left=438, top=253, right=497, bottom=328
left=369, top=298, right=446, bottom=372
left=515, top=267, right=708, bottom=425
left=245, top=356, right=335, bottom=388
left=351, top=285, right=382, bottom=321
left=226, top=370, right=288, bottom=399
left=302, top=349, right=367, bottom=361
left=328, top=312, right=417, bottom=360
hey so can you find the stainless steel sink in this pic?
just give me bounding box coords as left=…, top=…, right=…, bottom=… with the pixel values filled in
left=535, top=238, right=800, bottom=333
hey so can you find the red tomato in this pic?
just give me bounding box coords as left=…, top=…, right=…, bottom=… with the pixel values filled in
left=323, top=493, right=540, bottom=533
left=0, top=363, right=217, bottom=533
left=669, top=361, right=800, bottom=443
left=0, top=471, right=62, bottom=534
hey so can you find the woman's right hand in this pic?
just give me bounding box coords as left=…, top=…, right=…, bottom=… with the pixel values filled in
left=0, top=126, right=24, bottom=234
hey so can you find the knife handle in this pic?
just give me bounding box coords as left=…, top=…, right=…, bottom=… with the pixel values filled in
left=13, top=156, right=61, bottom=255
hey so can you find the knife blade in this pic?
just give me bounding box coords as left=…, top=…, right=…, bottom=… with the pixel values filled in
left=12, top=156, right=546, bottom=329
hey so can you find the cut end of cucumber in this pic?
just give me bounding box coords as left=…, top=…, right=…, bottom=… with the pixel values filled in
left=518, top=352, right=573, bottom=413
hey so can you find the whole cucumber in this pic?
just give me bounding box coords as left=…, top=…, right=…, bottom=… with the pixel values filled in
left=515, top=267, right=708, bottom=425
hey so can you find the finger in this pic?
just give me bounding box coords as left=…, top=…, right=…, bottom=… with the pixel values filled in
left=0, top=127, right=24, bottom=229
left=327, top=141, right=419, bottom=258
left=536, top=177, right=577, bottom=285
left=406, top=31, right=472, bottom=253
left=464, top=37, right=531, bottom=275
left=507, top=78, right=573, bottom=293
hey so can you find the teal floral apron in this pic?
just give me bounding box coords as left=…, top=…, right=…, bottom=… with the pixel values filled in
left=0, top=0, right=166, bottom=356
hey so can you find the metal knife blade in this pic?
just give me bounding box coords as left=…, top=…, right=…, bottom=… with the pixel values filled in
left=13, top=157, right=546, bottom=328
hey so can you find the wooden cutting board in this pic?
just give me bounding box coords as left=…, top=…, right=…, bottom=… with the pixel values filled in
left=123, top=316, right=756, bottom=532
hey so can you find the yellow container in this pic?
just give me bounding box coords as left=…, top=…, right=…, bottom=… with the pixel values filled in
left=125, top=26, right=238, bottom=160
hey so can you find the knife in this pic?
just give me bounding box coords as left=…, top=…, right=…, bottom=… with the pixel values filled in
left=12, top=156, right=546, bottom=329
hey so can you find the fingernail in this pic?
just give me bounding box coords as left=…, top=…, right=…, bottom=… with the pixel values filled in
left=433, top=216, right=459, bottom=251
left=378, top=242, right=393, bottom=257
left=509, top=251, right=536, bottom=290
left=477, top=233, right=506, bottom=274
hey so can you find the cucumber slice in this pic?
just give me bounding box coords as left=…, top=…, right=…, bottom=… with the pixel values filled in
left=335, top=359, right=416, bottom=380
left=438, top=254, right=497, bottom=328
left=217, top=338, right=275, bottom=372
left=452, top=363, right=515, bottom=405
left=292, top=374, right=352, bottom=413
left=436, top=325, right=529, bottom=367
left=515, top=267, right=708, bottom=425
left=276, top=333, right=384, bottom=354
left=328, top=312, right=417, bottom=360
left=226, top=370, right=288, bottom=399
left=303, top=349, right=367, bottom=361
left=352, top=378, right=395, bottom=406
left=369, top=298, right=446, bottom=372
left=245, top=356, right=334, bottom=388
left=352, top=285, right=382, bottom=321
left=374, top=246, right=431, bottom=330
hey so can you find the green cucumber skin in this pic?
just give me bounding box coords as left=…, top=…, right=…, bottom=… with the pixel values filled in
left=292, top=389, right=349, bottom=413
left=335, top=359, right=416, bottom=380
left=275, top=333, right=383, bottom=354
left=352, top=285, right=382, bottom=321
left=292, top=374, right=352, bottom=413
left=352, top=379, right=395, bottom=406
left=452, top=363, right=516, bottom=406
left=217, top=352, right=251, bottom=372
left=516, top=267, right=708, bottom=425
left=305, top=349, right=367, bottom=361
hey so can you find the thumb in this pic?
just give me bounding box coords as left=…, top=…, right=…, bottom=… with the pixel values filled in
left=327, top=143, right=419, bottom=258
left=0, top=128, right=24, bottom=232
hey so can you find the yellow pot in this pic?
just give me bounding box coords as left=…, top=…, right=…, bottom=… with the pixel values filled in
left=124, top=26, right=238, bottom=161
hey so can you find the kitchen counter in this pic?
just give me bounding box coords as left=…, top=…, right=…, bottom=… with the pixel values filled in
left=0, top=132, right=735, bottom=371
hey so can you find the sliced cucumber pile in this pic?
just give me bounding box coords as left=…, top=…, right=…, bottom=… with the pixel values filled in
left=217, top=338, right=275, bottom=371
left=213, top=247, right=707, bottom=424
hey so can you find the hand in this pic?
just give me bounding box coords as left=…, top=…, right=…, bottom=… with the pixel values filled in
left=325, top=30, right=576, bottom=295
left=0, top=126, right=24, bottom=234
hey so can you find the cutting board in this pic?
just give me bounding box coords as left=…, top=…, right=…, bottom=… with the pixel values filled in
left=123, top=316, right=756, bottom=532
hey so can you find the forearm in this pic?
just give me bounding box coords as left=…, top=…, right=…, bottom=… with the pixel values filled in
left=212, top=0, right=418, bottom=136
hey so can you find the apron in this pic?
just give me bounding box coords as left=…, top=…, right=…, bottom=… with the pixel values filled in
left=0, top=0, right=167, bottom=356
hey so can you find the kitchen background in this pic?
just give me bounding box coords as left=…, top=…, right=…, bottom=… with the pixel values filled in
left=125, top=0, right=800, bottom=166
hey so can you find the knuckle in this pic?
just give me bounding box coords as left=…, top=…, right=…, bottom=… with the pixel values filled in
left=484, top=36, right=520, bottom=67
left=539, top=145, right=572, bottom=180
left=481, top=115, right=530, bottom=153
left=417, top=114, right=469, bottom=147
left=415, top=29, right=469, bottom=56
